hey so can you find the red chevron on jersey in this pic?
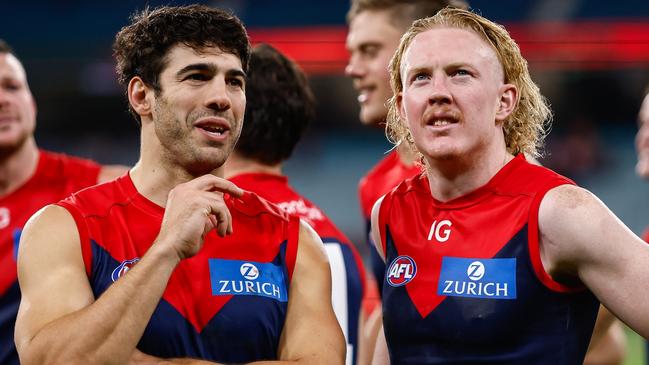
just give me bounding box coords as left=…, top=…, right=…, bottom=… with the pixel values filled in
left=57, top=174, right=298, bottom=361
left=378, top=155, right=577, bottom=319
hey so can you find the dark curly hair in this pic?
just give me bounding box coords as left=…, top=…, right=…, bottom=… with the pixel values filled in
left=235, top=44, right=315, bottom=165
left=113, top=4, right=250, bottom=123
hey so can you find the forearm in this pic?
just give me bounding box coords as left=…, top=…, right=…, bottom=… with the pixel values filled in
left=23, top=243, right=180, bottom=365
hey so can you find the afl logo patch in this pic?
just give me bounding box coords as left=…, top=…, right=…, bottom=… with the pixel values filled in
left=386, top=255, right=417, bottom=287
left=111, top=258, right=140, bottom=282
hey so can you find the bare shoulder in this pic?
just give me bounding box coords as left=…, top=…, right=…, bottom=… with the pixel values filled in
left=98, top=165, right=130, bottom=183
left=538, top=184, right=633, bottom=275
left=538, top=184, right=603, bottom=234
left=296, top=220, right=328, bottom=267
left=18, top=204, right=81, bottom=275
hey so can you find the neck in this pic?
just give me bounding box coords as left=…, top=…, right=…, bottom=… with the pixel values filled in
left=129, top=126, right=225, bottom=207
left=396, top=142, right=418, bottom=166
left=425, top=142, right=513, bottom=202
left=0, top=137, right=39, bottom=196
left=223, top=152, right=283, bottom=179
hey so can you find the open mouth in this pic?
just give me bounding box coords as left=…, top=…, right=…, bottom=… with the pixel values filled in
left=356, top=86, right=375, bottom=104
left=198, top=124, right=227, bottom=136
left=428, top=118, right=456, bottom=127
left=194, top=118, right=231, bottom=140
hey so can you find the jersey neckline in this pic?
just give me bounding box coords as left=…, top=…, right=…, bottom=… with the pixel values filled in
left=419, top=154, right=526, bottom=210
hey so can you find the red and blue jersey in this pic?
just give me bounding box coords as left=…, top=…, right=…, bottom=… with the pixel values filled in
left=0, top=150, right=100, bottom=365
left=57, top=174, right=299, bottom=363
left=377, top=154, right=599, bottom=364
left=359, top=150, right=421, bottom=295
left=229, top=172, right=366, bottom=365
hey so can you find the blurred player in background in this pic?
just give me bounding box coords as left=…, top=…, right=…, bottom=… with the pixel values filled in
left=0, top=38, right=127, bottom=365
left=345, top=0, right=468, bottom=297
left=226, top=43, right=369, bottom=365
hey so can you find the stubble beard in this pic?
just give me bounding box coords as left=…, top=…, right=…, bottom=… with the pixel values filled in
left=153, top=96, right=236, bottom=177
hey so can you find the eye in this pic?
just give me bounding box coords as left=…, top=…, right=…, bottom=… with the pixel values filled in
left=451, top=69, right=471, bottom=77
left=184, top=73, right=209, bottom=82
left=1, top=81, right=21, bottom=91
left=360, top=45, right=380, bottom=59
left=410, top=72, right=430, bottom=84
left=227, top=77, right=244, bottom=89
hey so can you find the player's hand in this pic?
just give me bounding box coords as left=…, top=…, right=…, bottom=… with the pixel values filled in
left=156, top=175, right=243, bottom=261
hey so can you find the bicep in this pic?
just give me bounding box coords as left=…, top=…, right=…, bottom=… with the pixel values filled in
left=539, top=185, right=649, bottom=336
left=277, top=221, right=345, bottom=363
left=15, top=205, right=94, bottom=351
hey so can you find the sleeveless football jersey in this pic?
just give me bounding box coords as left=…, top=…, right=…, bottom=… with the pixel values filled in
left=57, top=174, right=299, bottom=363
left=377, top=154, right=599, bottom=364
left=0, top=150, right=100, bottom=365
left=229, top=172, right=365, bottom=365
left=359, top=150, right=421, bottom=295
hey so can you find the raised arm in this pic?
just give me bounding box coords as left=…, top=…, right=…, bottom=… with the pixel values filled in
left=538, top=184, right=649, bottom=338
left=15, top=175, right=242, bottom=365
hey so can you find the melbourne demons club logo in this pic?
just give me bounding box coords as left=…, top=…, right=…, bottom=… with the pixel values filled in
left=386, top=255, right=417, bottom=287
left=111, top=258, right=140, bottom=282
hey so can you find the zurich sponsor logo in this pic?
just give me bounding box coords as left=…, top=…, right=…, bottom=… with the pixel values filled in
left=438, top=257, right=516, bottom=299
left=240, top=262, right=259, bottom=280
left=467, top=261, right=485, bottom=281
left=386, top=255, right=417, bottom=287
left=209, top=259, right=288, bottom=302
left=111, top=258, right=140, bottom=282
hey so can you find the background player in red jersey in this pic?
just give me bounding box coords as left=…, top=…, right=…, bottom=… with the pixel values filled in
left=370, top=8, right=646, bottom=364
left=345, top=0, right=467, bottom=298
left=0, top=39, right=127, bottom=365
left=225, top=44, right=369, bottom=365
left=14, top=5, right=344, bottom=364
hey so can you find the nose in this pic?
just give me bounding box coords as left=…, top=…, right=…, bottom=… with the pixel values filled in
left=345, top=54, right=364, bottom=79
left=205, top=78, right=231, bottom=111
left=427, top=73, right=452, bottom=105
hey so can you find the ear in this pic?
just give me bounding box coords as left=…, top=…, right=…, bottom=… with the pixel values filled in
left=495, top=83, right=518, bottom=124
left=128, top=76, right=153, bottom=121
left=396, top=92, right=405, bottom=122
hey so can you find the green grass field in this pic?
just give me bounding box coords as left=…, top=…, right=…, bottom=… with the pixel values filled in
left=624, top=328, right=645, bottom=365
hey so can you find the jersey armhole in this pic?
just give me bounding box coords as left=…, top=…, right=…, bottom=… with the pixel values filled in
left=285, top=215, right=300, bottom=282
left=376, top=195, right=391, bottom=260
left=55, top=201, right=92, bottom=278
left=528, top=182, right=583, bottom=293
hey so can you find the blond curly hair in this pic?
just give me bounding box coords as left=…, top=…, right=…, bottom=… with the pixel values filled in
left=386, top=8, right=551, bottom=158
